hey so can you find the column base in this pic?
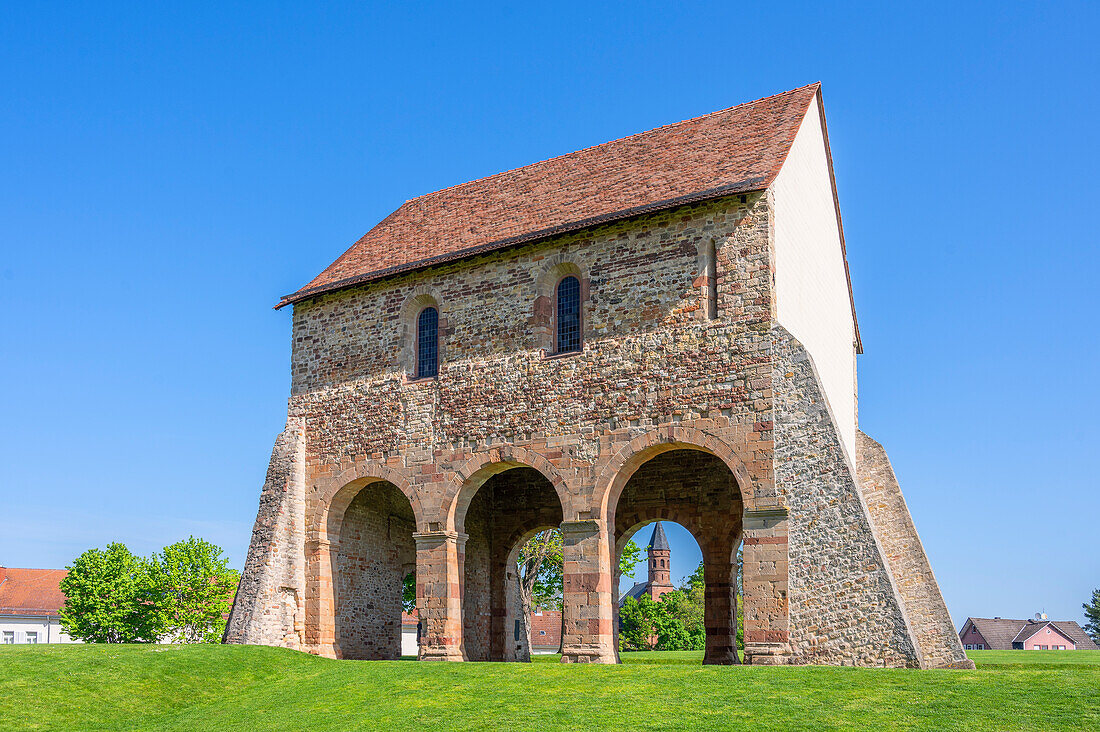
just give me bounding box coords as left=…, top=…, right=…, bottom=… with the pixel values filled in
left=743, top=642, right=790, bottom=665
left=419, top=646, right=465, bottom=661
left=560, top=647, right=616, bottom=664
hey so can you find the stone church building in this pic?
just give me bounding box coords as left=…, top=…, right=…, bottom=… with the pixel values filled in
left=225, top=83, right=972, bottom=668
left=620, top=522, right=675, bottom=604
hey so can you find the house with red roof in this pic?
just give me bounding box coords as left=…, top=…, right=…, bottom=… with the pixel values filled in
left=0, top=567, right=78, bottom=644
left=959, top=616, right=1099, bottom=651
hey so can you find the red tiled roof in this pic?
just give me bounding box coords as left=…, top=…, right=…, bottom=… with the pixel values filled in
left=278, top=83, right=823, bottom=309
left=0, top=567, right=68, bottom=616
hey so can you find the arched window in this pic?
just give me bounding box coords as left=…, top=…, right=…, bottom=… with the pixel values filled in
left=555, top=276, right=581, bottom=354
left=416, top=307, right=438, bottom=378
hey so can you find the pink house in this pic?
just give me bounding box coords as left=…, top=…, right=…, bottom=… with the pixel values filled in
left=958, top=617, right=1099, bottom=651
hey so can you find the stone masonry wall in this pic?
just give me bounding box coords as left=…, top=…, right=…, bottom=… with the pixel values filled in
left=230, top=189, right=943, bottom=667
left=773, top=325, right=920, bottom=667
left=224, top=416, right=306, bottom=649
left=856, top=432, right=974, bottom=669
left=289, top=193, right=778, bottom=662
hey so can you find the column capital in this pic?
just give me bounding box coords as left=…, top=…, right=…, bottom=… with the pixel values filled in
left=559, top=519, right=603, bottom=540
left=743, top=506, right=788, bottom=530
left=413, top=531, right=469, bottom=550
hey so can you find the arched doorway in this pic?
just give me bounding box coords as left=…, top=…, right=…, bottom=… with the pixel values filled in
left=610, top=449, right=743, bottom=665
left=329, top=480, right=417, bottom=660
left=456, top=466, right=564, bottom=661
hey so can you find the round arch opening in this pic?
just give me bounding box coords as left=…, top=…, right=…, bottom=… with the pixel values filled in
left=610, top=448, right=744, bottom=665
left=457, top=465, right=565, bottom=662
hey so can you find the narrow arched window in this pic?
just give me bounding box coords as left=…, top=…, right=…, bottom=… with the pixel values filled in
left=416, top=307, right=438, bottom=378
left=705, top=240, right=718, bottom=319
left=555, top=276, right=581, bottom=354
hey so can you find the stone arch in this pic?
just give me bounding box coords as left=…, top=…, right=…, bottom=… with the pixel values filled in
left=306, top=462, right=422, bottom=660
left=313, top=462, right=425, bottom=543
left=396, top=285, right=445, bottom=378
left=446, top=445, right=572, bottom=533
left=594, top=425, right=756, bottom=523
left=609, top=446, right=745, bottom=665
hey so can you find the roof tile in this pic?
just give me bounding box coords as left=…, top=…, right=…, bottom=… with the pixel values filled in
left=279, top=83, right=821, bottom=308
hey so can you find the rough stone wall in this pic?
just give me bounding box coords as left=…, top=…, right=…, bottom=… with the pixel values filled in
left=289, top=193, right=775, bottom=473
left=855, top=432, right=974, bottom=669
left=334, top=483, right=416, bottom=659
left=224, top=416, right=307, bottom=649
left=230, top=187, right=950, bottom=668
left=286, top=193, right=779, bottom=662
left=773, top=326, right=921, bottom=667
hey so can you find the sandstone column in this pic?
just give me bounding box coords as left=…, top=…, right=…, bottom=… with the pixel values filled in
left=415, top=530, right=467, bottom=661
left=741, top=507, right=790, bottom=665
left=559, top=519, right=615, bottom=663
left=702, top=540, right=741, bottom=665
left=304, top=537, right=339, bottom=658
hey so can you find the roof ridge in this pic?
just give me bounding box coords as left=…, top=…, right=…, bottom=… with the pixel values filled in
left=400, top=83, right=822, bottom=205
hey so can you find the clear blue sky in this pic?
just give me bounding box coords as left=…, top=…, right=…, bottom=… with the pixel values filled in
left=2, top=2, right=1097, bottom=628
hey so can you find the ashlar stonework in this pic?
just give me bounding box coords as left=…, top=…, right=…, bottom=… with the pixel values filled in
left=224, top=84, right=972, bottom=668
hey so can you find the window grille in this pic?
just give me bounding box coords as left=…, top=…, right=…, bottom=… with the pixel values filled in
left=556, top=276, right=581, bottom=353
left=417, top=307, right=439, bottom=378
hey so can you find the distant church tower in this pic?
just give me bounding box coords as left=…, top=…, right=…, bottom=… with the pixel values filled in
left=645, top=522, right=674, bottom=601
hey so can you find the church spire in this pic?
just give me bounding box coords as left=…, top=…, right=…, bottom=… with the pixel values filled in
left=647, top=522, right=670, bottom=552
left=646, top=522, right=673, bottom=599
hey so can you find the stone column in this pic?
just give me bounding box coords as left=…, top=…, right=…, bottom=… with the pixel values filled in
left=702, top=539, right=740, bottom=665
left=414, top=530, right=467, bottom=661
left=304, top=537, right=340, bottom=658
left=559, top=519, right=615, bottom=663
left=741, top=507, right=790, bottom=665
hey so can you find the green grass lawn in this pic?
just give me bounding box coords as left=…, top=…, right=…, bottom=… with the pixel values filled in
left=1, top=646, right=1097, bottom=731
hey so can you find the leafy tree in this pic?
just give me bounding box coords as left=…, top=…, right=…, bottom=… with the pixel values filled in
left=515, top=529, right=563, bottom=649
left=402, top=571, right=416, bottom=614
left=59, top=543, right=161, bottom=643
left=619, top=540, right=644, bottom=580
left=1084, top=587, right=1100, bottom=643
left=147, top=537, right=240, bottom=643
left=514, top=530, right=642, bottom=651
left=618, top=594, right=696, bottom=651
left=663, top=581, right=705, bottom=650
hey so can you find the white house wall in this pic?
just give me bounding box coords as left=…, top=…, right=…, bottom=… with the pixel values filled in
left=0, top=615, right=77, bottom=644
left=772, top=95, right=858, bottom=457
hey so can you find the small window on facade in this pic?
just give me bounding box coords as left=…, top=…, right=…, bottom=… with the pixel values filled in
left=556, top=276, right=581, bottom=353
left=416, top=307, right=439, bottom=378
left=25, top=632, right=37, bottom=644
left=2, top=631, right=13, bottom=644
left=706, top=240, right=718, bottom=319
left=977, top=644, right=984, bottom=650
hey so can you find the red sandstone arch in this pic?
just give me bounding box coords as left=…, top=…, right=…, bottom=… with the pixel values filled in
left=312, top=462, right=425, bottom=543
left=594, top=425, right=756, bottom=523
left=446, top=445, right=572, bottom=533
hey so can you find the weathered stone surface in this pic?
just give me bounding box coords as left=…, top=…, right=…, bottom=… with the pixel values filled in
left=226, top=190, right=960, bottom=669
left=856, top=431, right=974, bottom=669
left=224, top=416, right=306, bottom=649
left=774, top=326, right=920, bottom=667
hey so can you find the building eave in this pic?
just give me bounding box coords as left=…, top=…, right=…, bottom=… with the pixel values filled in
left=275, top=180, right=768, bottom=310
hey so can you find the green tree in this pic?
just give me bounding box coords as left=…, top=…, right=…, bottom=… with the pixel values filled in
left=618, top=593, right=696, bottom=651
left=1084, top=587, right=1100, bottom=643
left=619, top=540, right=644, bottom=580
left=514, top=531, right=643, bottom=651
left=402, top=571, right=416, bottom=614
left=147, top=537, right=239, bottom=643
left=664, top=578, right=705, bottom=650
left=59, top=543, right=161, bottom=643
